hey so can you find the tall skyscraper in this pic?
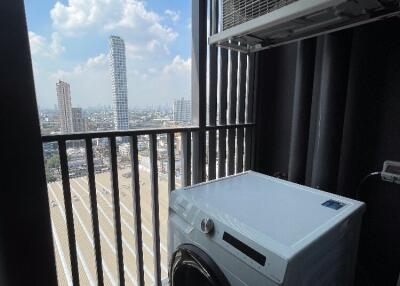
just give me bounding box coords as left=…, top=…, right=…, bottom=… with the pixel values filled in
left=56, top=80, right=73, bottom=133
left=109, top=35, right=129, bottom=130
left=72, top=107, right=86, bottom=133
left=173, top=98, right=191, bottom=123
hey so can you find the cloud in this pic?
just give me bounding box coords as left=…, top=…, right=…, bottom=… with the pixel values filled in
left=104, top=1, right=178, bottom=43
left=85, top=53, right=108, bottom=68
left=29, top=31, right=65, bottom=57
left=125, top=38, right=172, bottom=59
left=163, top=55, right=191, bottom=75
left=147, top=22, right=177, bottom=42
left=50, top=0, right=178, bottom=58
left=165, top=9, right=180, bottom=22
left=73, top=53, right=107, bottom=74
left=50, top=0, right=111, bottom=32
left=125, top=40, right=159, bottom=59
left=104, top=0, right=161, bottom=30
left=125, top=43, right=142, bottom=59
left=52, top=53, right=107, bottom=79
left=186, top=18, right=192, bottom=30
left=50, top=33, right=65, bottom=55
left=51, top=0, right=177, bottom=41
left=29, top=32, right=46, bottom=55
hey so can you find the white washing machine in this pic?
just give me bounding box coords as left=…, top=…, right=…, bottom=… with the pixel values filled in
left=168, top=171, right=365, bottom=286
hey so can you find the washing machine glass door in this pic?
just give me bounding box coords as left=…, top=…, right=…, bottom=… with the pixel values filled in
left=170, top=244, right=230, bottom=286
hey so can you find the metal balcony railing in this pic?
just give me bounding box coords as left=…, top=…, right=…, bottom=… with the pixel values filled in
left=42, top=123, right=254, bottom=286
left=41, top=1, right=258, bottom=285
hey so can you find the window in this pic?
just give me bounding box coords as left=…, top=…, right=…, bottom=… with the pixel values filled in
left=25, top=0, right=192, bottom=135
left=26, top=1, right=192, bottom=284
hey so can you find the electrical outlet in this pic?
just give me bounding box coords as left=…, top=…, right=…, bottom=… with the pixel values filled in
left=381, top=161, right=400, bottom=184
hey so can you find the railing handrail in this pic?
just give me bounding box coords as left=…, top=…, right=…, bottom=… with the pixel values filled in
left=41, top=123, right=255, bottom=143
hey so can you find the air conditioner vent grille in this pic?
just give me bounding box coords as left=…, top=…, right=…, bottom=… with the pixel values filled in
left=222, top=0, right=299, bottom=30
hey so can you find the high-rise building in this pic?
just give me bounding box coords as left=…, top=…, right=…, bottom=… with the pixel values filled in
left=56, top=80, right=73, bottom=133
left=109, top=35, right=129, bottom=130
left=173, top=98, right=191, bottom=123
left=72, top=107, right=86, bottom=133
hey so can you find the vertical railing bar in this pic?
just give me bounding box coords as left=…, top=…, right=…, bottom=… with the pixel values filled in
left=58, top=140, right=80, bottom=286
left=192, top=0, right=207, bottom=184
left=250, top=53, right=260, bottom=170
left=245, top=53, right=255, bottom=170
left=218, top=129, right=227, bottom=178
left=244, top=127, right=253, bottom=171
left=229, top=51, right=238, bottom=125
left=219, top=50, right=228, bottom=126
left=192, top=130, right=206, bottom=184
left=208, top=0, right=218, bottom=126
left=245, top=53, right=255, bottom=124
left=149, top=134, right=162, bottom=285
left=109, top=137, right=125, bottom=286
left=167, top=133, right=176, bottom=192
left=85, top=138, right=104, bottom=286
left=228, top=50, right=238, bottom=175
left=208, top=132, right=217, bottom=180
left=218, top=48, right=228, bottom=178
left=236, top=127, right=245, bottom=172
left=181, top=132, right=191, bottom=187
left=238, top=51, right=247, bottom=124
left=236, top=51, right=247, bottom=173
left=129, top=135, right=145, bottom=286
left=227, top=123, right=236, bottom=176
left=208, top=0, right=218, bottom=180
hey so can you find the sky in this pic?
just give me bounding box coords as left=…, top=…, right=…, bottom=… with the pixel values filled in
left=24, top=0, right=192, bottom=109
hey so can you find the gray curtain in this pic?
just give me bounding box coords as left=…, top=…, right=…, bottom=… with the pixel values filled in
left=254, top=18, right=400, bottom=286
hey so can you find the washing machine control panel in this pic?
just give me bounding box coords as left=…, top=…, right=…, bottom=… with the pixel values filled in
left=194, top=211, right=288, bottom=284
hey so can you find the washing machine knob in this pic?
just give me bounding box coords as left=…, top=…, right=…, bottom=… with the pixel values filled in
left=200, top=218, right=214, bottom=234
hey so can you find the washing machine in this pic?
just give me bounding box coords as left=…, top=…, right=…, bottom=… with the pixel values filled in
left=168, top=171, right=365, bottom=286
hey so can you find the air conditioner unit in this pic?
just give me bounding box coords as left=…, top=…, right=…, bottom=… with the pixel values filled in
left=209, top=0, right=400, bottom=52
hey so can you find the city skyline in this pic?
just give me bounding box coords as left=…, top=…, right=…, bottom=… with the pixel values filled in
left=49, top=35, right=188, bottom=134
left=50, top=34, right=190, bottom=134
left=25, top=0, right=192, bottom=109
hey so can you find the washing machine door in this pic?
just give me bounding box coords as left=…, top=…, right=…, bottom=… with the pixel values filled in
left=169, top=244, right=230, bottom=286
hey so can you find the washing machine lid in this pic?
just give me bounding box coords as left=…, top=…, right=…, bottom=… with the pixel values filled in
left=171, top=171, right=365, bottom=259
left=169, top=244, right=230, bottom=286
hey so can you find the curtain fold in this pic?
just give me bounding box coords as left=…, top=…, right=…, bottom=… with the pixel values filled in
left=306, top=31, right=353, bottom=191
left=287, top=39, right=315, bottom=184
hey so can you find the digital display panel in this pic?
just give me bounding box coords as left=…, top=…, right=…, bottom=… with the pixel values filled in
left=322, top=199, right=346, bottom=210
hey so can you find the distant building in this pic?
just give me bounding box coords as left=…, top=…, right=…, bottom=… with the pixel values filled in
left=119, top=143, right=130, bottom=158
left=72, top=107, right=86, bottom=133
left=109, top=35, right=129, bottom=131
left=173, top=98, right=191, bottom=123
left=56, top=80, right=73, bottom=133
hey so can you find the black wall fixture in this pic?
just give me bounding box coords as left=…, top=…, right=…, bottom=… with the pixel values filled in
left=254, top=19, right=400, bottom=286
left=0, top=1, right=57, bottom=285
